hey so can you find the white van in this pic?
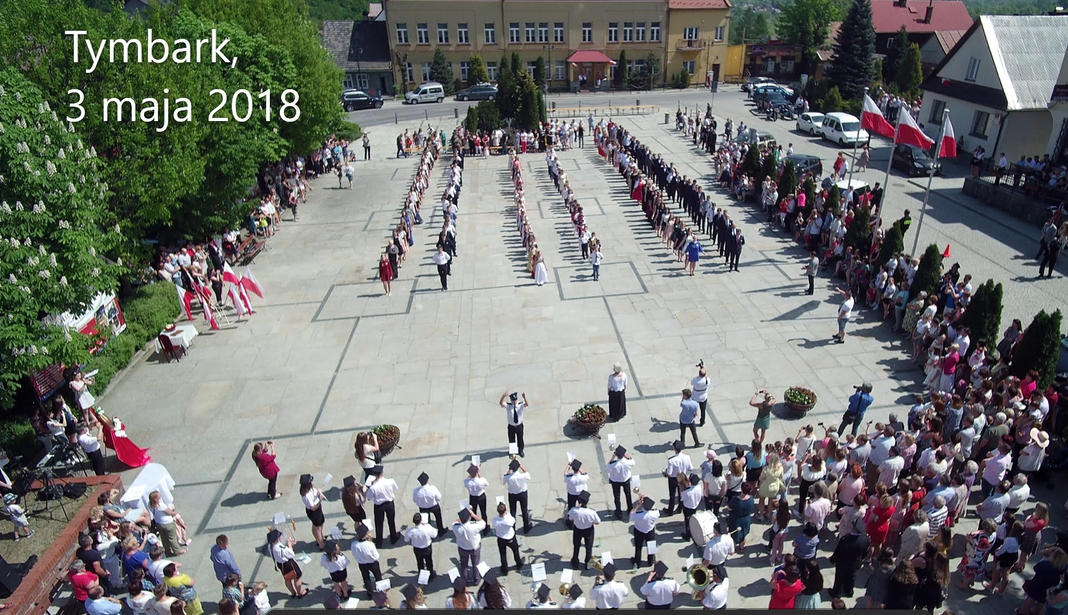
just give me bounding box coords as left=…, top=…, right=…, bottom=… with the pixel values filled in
left=820, top=112, right=869, bottom=146
left=404, top=82, right=445, bottom=104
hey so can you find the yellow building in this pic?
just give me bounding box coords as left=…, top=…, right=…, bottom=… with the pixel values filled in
left=381, top=0, right=730, bottom=90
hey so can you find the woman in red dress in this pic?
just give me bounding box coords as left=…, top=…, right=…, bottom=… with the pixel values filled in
left=378, top=254, right=395, bottom=297
left=88, top=408, right=151, bottom=469
left=630, top=176, right=645, bottom=202
left=865, top=490, right=895, bottom=560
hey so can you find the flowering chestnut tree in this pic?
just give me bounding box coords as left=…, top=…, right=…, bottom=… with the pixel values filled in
left=0, top=69, right=122, bottom=407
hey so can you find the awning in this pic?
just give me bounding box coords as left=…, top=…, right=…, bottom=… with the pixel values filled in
left=566, top=50, right=617, bottom=65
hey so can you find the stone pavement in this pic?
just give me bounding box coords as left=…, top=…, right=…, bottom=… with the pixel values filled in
left=96, top=101, right=1064, bottom=612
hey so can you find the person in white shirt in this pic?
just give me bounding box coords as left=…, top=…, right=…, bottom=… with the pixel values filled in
left=691, top=366, right=711, bottom=426
left=431, top=246, right=451, bottom=291
left=591, top=241, right=603, bottom=281
left=453, top=508, right=487, bottom=582
left=680, top=473, right=704, bottom=542
left=146, top=546, right=174, bottom=585
left=268, top=529, right=306, bottom=598
left=320, top=541, right=351, bottom=600
left=477, top=575, right=513, bottom=609
left=631, top=497, right=661, bottom=569
left=404, top=512, right=439, bottom=582
left=299, top=474, right=327, bottom=551
left=491, top=502, right=524, bottom=574
left=367, top=466, right=400, bottom=547
left=77, top=421, right=106, bottom=476
left=607, top=445, right=635, bottom=519
left=350, top=524, right=382, bottom=598
left=590, top=562, right=630, bottom=609
left=663, top=440, right=693, bottom=516
left=607, top=364, right=628, bottom=422
left=701, top=567, right=729, bottom=609
left=567, top=491, right=600, bottom=569
left=562, top=583, right=586, bottom=609
left=527, top=583, right=559, bottom=609
left=464, top=464, right=490, bottom=524
left=413, top=472, right=445, bottom=532
left=500, top=391, right=531, bottom=457
left=640, top=562, right=680, bottom=609
left=564, top=459, right=590, bottom=524
left=702, top=522, right=735, bottom=572
left=834, top=287, right=854, bottom=343
left=504, top=459, right=533, bottom=534
left=446, top=576, right=478, bottom=610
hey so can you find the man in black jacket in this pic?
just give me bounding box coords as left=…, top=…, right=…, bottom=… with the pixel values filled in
left=829, top=520, right=870, bottom=598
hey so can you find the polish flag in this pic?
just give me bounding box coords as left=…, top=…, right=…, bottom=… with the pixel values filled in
left=241, top=268, right=264, bottom=299
left=201, top=297, right=219, bottom=330
left=175, top=284, right=195, bottom=321
left=237, top=280, right=255, bottom=314
left=896, top=109, right=934, bottom=150
left=938, top=117, right=958, bottom=159
left=860, top=94, right=895, bottom=138
left=221, top=262, right=241, bottom=286
left=228, top=285, right=247, bottom=316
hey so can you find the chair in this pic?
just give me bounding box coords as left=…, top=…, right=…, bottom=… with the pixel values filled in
left=158, top=334, right=186, bottom=363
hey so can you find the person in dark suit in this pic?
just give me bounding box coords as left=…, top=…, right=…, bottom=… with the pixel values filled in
left=829, top=519, right=870, bottom=598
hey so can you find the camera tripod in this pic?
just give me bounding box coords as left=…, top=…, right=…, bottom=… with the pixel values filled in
left=31, top=468, right=69, bottom=521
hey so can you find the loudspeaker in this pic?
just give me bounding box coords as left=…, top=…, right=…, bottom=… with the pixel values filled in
left=0, top=554, right=35, bottom=598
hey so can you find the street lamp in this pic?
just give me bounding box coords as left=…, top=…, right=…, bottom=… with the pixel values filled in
left=395, top=51, right=409, bottom=94
left=356, top=45, right=364, bottom=91
left=542, top=44, right=557, bottom=91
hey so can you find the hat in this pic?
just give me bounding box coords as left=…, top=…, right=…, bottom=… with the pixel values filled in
left=570, top=459, right=582, bottom=472
left=509, top=459, right=521, bottom=472
left=343, top=475, right=357, bottom=488
left=578, top=490, right=591, bottom=504
left=614, top=445, right=627, bottom=458
left=267, top=529, right=283, bottom=544
left=373, top=591, right=389, bottom=607
left=418, top=472, right=430, bottom=485
left=458, top=508, right=472, bottom=523
left=602, top=562, right=617, bottom=578
left=689, top=473, right=701, bottom=486
left=673, top=440, right=683, bottom=451
left=714, top=522, right=727, bottom=535
left=400, top=584, right=420, bottom=602
left=1031, top=428, right=1050, bottom=449
left=371, top=465, right=384, bottom=476
left=509, top=392, right=519, bottom=402
left=356, top=524, right=369, bottom=539
left=452, top=576, right=467, bottom=592
left=536, top=583, right=551, bottom=601
left=323, top=594, right=341, bottom=609
left=2, top=493, right=16, bottom=505
left=324, top=540, right=337, bottom=554
left=568, top=584, right=583, bottom=599
left=467, top=464, right=479, bottom=477
left=654, top=561, right=669, bottom=577
left=299, top=474, right=314, bottom=485
left=642, top=497, right=655, bottom=511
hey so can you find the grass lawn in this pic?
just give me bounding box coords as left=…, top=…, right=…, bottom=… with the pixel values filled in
left=0, top=490, right=91, bottom=565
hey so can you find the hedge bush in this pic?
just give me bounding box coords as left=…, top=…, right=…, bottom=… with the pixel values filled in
left=0, top=417, right=38, bottom=461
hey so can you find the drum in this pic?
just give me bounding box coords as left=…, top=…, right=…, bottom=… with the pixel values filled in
left=689, top=510, right=717, bottom=547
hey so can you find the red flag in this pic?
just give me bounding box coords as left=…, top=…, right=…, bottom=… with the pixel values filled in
left=175, top=284, right=195, bottom=321
left=895, top=109, right=934, bottom=149
left=241, top=268, right=264, bottom=298
left=201, top=295, right=219, bottom=330
left=860, top=94, right=895, bottom=138
left=221, top=262, right=241, bottom=286
left=939, top=117, right=958, bottom=159
left=237, top=280, right=255, bottom=314
left=228, top=285, right=247, bottom=316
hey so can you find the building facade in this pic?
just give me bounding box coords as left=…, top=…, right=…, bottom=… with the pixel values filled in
left=381, top=0, right=729, bottom=91
left=323, top=20, right=396, bottom=96
left=1048, top=45, right=1068, bottom=165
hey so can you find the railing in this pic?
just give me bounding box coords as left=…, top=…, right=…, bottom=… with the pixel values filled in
left=547, top=103, right=660, bottom=118
left=972, top=161, right=1068, bottom=207
left=676, top=38, right=710, bottom=51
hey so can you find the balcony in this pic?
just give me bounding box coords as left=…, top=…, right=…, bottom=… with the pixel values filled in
left=676, top=38, right=710, bottom=51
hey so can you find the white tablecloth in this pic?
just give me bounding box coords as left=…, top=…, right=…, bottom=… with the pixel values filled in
left=120, top=462, right=175, bottom=510
left=154, top=323, right=198, bottom=354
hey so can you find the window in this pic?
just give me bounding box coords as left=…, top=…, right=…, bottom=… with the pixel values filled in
left=966, top=57, right=980, bottom=82
left=343, top=74, right=353, bottom=89
left=417, top=23, right=429, bottom=44
left=971, top=110, right=990, bottom=137
left=354, top=74, right=369, bottom=89
left=608, top=23, right=618, bottom=43
left=555, top=60, right=566, bottom=80
left=783, top=58, right=795, bottom=72
left=460, top=61, right=469, bottom=81
left=526, top=61, right=537, bottom=77
left=682, top=60, right=695, bottom=74
left=404, top=63, right=414, bottom=82
left=509, top=23, right=520, bottom=43
left=538, top=23, right=549, bottom=43
left=437, top=23, right=449, bottom=44
left=485, top=24, right=496, bottom=44
left=623, top=22, right=633, bottom=42
left=636, top=22, right=646, bottom=41
left=526, top=22, right=536, bottom=43
left=609, top=64, right=616, bottom=80
left=714, top=25, right=724, bottom=41
left=651, top=22, right=661, bottom=41
left=763, top=58, right=776, bottom=73
left=554, top=22, right=565, bottom=43
left=396, top=23, right=409, bottom=44
left=421, top=62, right=432, bottom=81
left=457, top=23, right=469, bottom=44
left=684, top=26, right=699, bottom=40
left=928, top=99, right=946, bottom=124
left=582, top=23, right=593, bottom=43
left=487, top=62, right=498, bottom=80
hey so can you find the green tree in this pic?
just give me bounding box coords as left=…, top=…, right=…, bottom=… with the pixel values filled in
left=909, top=244, right=943, bottom=301
left=464, top=106, right=478, bottom=132
left=777, top=161, right=797, bottom=203
left=496, top=54, right=517, bottom=119
left=882, top=27, right=910, bottom=85
left=510, top=52, right=522, bottom=76
left=515, top=71, right=540, bottom=130
left=895, top=43, right=924, bottom=99
left=756, top=152, right=777, bottom=191
left=827, top=0, right=875, bottom=102
left=957, top=279, right=1004, bottom=348
left=468, top=54, right=490, bottom=88
left=845, top=204, right=872, bottom=251
left=777, top=0, right=843, bottom=74
left=1011, top=309, right=1063, bottom=388
left=616, top=50, right=628, bottom=88
left=474, top=100, right=502, bottom=132
left=825, top=183, right=841, bottom=215
left=820, top=86, right=845, bottom=112
left=0, top=69, right=124, bottom=406
left=730, top=7, right=773, bottom=44
left=641, top=52, right=662, bottom=89
left=305, top=0, right=371, bottom=22
left=802, top=177, right=818, bottom=219
left=673, top=69, right=692, bottom=88
left=742, top=145, right=762, bottom=179
left=534, top=56, right=546, bottom=89
left=874, top=221, right=904, bottom=270
left=430, top=47, right=455, bottom=93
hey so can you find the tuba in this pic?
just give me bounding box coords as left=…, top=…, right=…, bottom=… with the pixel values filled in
left=588, top=556, right=604, bottom=573
left=558, top=583, right=572, bottom=598
left=685, top=563, right=711, bottom=600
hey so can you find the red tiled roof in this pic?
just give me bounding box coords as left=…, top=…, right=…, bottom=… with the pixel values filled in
left=566, top=50, right=617, bottom=64
left=669, top=0, right=731, bottom=9
left=870, top=0, right=974, bottom=34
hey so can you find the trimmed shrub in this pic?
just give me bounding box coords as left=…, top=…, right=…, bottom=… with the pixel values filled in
left=909, top=244, right=943, bottom=301
left=1011, top=309, right=1063, bottom=388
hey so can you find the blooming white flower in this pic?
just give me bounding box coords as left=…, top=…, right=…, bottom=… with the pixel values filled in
left=57, top=149, right=66, bottom=160
left=64, top=328, right=72, bottom=342
left=116, top=257, right=123, bottom=266
left=91, top=267, right=100, bottom=277
left=24, top=237, right=31, bottom=246
left=51, top=111, right=58, bottom=122
left=33, top=200, right=45, bottom=213
left=0, top=85, right=4, bottom=96
left=59, top=276, right=68, bottom=286
left=43, top=135, right=50, bottom=145
left=14, top=91, right=21, bottom=102
left=37, top=103, right=44, bottom=114
left=67, top=182, right=75, bottom=193
left=38, top=270, right=50, bottom=280
left=7, top=274, right=15, bottom=284
left=41, top=346, right=48, bottom=355
left=89, top=146, right=96, bottom=156
left=49, top=253, right=57, bottom=267
left=22, top=161, right=31, bottom=173
left=20, top=286, right=29, bottom=293
left=88, top=246, right=95, bottom=256
left=58, top=220, right=70, bottom=229
left=114, top=224, right=121, bottom=233
left=0, top=202, right=7, bottom=214
left=0, top=122, right=4, bottom=134
left=14, top=201, right=22, bottom=211
left=38, top=245, right=46, bottom=255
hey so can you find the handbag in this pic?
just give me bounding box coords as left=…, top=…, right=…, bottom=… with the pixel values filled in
left=762, top=527, right=775, bottom=542
left=170, top=583, right=197, bottom=603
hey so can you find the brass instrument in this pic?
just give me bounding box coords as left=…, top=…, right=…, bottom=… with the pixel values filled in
left=685, top=563, right=711, bottom=601
left=558, top=583, right=571, bottom=597
left=588, top=556, right=604, bottom=572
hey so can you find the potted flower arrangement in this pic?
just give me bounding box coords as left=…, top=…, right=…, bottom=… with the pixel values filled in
left=783, top=387, right=818, bottom=415
left=569, top=403, right=608, bottom=434
left=373, top=424, right=401, bottom=457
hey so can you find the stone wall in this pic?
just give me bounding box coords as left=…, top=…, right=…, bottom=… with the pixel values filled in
left=961, top=178, right=1051, bottom=226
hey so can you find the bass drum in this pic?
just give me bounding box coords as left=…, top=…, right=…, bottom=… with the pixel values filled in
left=688, top=510, right=717, bottom=547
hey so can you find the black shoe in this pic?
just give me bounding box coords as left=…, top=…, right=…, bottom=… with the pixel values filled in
left=500, top=566, right=508, bottom=575
left=524, top=525, right=532, bottom=534
left=615, top=511, right=623, bottom=520
left=571, top=559, right=581, bottom=569
left=429, top=572, right=437, bottom=581
left=390, top=534, right=400, bottom=545
left=694, top=442, right=703, bottom=447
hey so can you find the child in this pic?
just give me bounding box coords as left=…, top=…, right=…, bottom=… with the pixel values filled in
left=2, top=495, right=33, bottom=541
left=251, top=581, right=271, bottom=615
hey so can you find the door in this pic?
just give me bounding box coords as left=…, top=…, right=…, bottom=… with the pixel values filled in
left=711, top=63, right=720, bottom=83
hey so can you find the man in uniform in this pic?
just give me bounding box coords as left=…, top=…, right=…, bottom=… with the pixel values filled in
left=567, top=491, right=599, bottom=569
left=564, top=459, right=589, bottom=527
left=640, top=561, right=680, bottom=609
left=351, top=524, right=382, bottom=597
left=504, top=459, right=533, bottom=534
left=606, top=446, right=635, bottom=520
left=500, top=391, right=530, bottom=457
left=367, top=465, right=400, bottom=547
left=590, top=562, right=630, bottom=609
left=691, top=365, right=711, bottom=426
left=403, top=512, right=438, bottom=582
left=412, top=472, right=445, bottom=533
left=631, top=497, right=660, bottom=569
left=663, top=440, right=693, bottom=515
left=452, top=507, right=486, bottom=584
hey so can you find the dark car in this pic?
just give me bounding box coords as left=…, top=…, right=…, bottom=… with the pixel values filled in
left=892, top=143, right=941, bottom=177
left=756, top=91, right=790, bottom=112
left=342, top=90, right=383, bottom=111
left=785, top=154, right=823, bottom=178
left=455, top=84, right=498, bottom=101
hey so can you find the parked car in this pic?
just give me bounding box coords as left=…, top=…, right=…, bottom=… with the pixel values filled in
left=743, top=76, right=777, bottom=92
left=892, top=143, right=941, bottom=176
left=785, top=154, right=823, bottom=178
left=404, top=82, right=446, bottom=104
left=796, top=112, right=826, bottom=135
left=733, top=129, right=777, bottom=149
left=820, top=112, right=869, bottom=146
left=835, top=178, right=870, bottom=194
left=341, top=90, right=383, bottom=111
left=756, top=91, right=791, bottom=113
left=753, top=84, right=794, bottom=100
left=455, top=83, right=498, bottom=101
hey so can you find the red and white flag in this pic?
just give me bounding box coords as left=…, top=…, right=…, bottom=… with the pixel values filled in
left=175, top=284, right=195, bottom=321
left=228, top=285, right=247, bottom=316
left=193, top=282, right=220, bottom=330
left=241, top=268, right=264, bottom=299
left=896, top=109, right=934, bottom=150
left=938, top=117, right=957, bottom=158
left=237, top=280, right=255, bottom=314
left=221, top=262, right=241, bottom=286
left=860, top=94, right=895, bottom=138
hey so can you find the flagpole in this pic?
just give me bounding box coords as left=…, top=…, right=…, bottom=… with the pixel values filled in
left=847, top=86, right=869, bottom=188
left=878, top=114, right=901, bottom=222
left=910, top=108, right=949, bottom=255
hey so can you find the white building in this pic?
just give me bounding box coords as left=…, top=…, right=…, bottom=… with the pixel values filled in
left=918, top=14, right=1068, bottom=162
left=1049, top=45, right=1068, bottom=164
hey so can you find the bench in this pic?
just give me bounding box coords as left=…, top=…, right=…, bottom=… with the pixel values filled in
left=234, top=233, right=265, bottom=265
